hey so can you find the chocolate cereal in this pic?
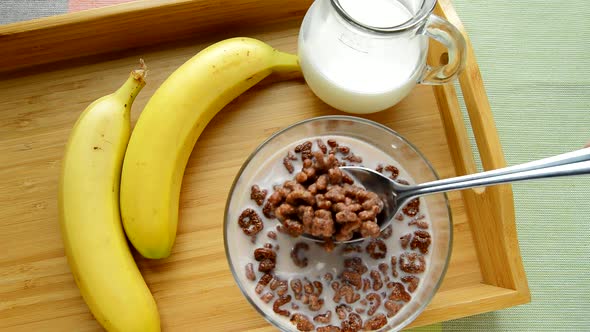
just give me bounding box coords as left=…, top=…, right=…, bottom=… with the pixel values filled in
left=235, top=136, right=435, bottom=331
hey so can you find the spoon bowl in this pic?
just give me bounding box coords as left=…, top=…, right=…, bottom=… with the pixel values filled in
left=300, top=166, right=402, bottom=244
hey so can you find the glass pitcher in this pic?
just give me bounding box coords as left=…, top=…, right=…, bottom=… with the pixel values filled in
left=298, top=0, right=466, bottom=114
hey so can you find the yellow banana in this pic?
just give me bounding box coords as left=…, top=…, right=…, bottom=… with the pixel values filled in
left=58, top=66, right=160, bottom=331
left=120, top=37, right=300, bottom=259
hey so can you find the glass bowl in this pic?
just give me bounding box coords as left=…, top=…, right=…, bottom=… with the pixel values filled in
left=224, top=116, right=452, bottom=331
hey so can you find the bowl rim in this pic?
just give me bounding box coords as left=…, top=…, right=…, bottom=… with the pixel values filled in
left=223, top=115, right=453, bottom=332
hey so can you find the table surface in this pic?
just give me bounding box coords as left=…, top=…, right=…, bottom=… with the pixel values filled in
left=1, top=1, right=588, bottom=331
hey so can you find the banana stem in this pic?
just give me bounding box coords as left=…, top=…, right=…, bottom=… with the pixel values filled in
left=271, top=51, right=301, bottom=75
left=116, top=59, right=147, bottom=105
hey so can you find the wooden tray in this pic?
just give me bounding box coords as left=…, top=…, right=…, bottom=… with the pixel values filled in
left=0, top=0, right=530, bottom=330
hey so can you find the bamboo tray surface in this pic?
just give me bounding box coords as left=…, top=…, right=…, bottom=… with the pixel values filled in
left=0, top=0, right=529, bottom=331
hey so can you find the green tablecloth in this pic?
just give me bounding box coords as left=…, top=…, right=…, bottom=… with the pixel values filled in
left=438, top=0, right=590, bottom=331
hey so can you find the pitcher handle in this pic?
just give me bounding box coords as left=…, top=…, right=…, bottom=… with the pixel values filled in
left=420, top=14, right=466, bottom=85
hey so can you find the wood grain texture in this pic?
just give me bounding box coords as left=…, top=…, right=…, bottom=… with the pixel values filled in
left=0, top=0, right=528, bottom=330
left=0, top=0, right=313, bottom=74
left=435, top=0, right=530, bottom=297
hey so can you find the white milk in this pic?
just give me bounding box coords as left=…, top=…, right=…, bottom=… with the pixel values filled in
left=227, top=136, right=434, bottom=331
left=298, top=0, right=427, bottom=113
left=339, top=0, right=412, bottom=28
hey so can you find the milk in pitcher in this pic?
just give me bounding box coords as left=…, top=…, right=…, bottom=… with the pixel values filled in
left=298, top=0, right=428, bottom=113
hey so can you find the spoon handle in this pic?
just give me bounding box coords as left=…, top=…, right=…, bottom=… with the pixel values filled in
left=413, top=147, right=590, bottom=191
left=400, top=159, right=590, bottom=199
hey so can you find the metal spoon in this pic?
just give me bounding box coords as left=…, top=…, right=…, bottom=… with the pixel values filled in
left=302, top=148, right=590, bottom=244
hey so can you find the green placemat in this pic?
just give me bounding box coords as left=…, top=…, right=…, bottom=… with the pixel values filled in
left=438, top=0, right=590, bottom=331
